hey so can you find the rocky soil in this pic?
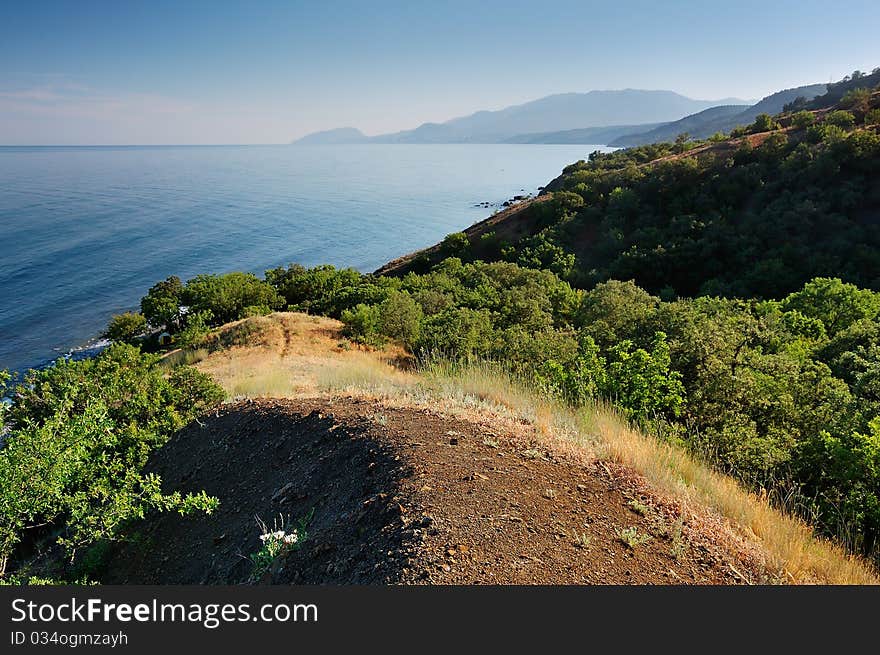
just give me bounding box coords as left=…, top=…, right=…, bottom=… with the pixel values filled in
left=100, top=398, right=769, bottom=584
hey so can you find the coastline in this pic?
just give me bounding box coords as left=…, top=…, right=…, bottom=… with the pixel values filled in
left=7, top=190, right=550, bottom=379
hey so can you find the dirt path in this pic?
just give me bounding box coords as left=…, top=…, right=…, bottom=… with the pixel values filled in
left=101, top=398, right=768, bottom=584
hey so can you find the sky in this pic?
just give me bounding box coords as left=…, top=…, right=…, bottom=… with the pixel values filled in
left=0, top=0, right=878, bottom=145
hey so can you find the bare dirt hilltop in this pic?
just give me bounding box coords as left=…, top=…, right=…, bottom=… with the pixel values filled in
left=102, top=396, right=766, bottom=584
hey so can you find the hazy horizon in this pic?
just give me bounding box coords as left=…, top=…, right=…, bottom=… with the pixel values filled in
left=2, top=0, right=878, bottom=145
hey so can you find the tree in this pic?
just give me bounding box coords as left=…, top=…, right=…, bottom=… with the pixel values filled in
left=789, top=110, right=816, bottom=129
left=536, top=332, right=606, bottom=406
left=441, top=232, right=471, bottom=256
left=376, top=291, right=422, bottom=349
left=182, top=272, right=282, bottom=324
left=103, top=312, right=147, bottom=343
left=0, top=345, right=224, bottom=573
left=824, top=110, right=856, bottom=129
left=781, top=278, right=880, bottom=336
left=794, top=419, right=880, bottom=551
left=140, top=276, right=183, bottom=329
left=673, top=132, right=691, bottom=153
left=751, top=113, right=779, bottom=133
left=340, top=303, right=382, bottom=345
left=840, top=88, right=871, bottom=115
left=603, top=332, right=685, bottom=422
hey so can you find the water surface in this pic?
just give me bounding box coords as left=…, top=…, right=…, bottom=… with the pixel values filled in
left=0, top=143, right=607, bottom=372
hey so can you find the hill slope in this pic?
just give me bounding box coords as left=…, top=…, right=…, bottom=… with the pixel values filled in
left=380, top=88, right=880, bottom=298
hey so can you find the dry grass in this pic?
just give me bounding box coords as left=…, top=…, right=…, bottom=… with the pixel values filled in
left=192, top=312, right=415, bottom=399
left=191, top=312, right=879, bottom=585
left=589, top=409, right=877, bottom=584
left=424, top=365, right=878, bottom=584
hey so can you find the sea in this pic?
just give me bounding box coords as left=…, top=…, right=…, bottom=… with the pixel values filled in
left=0, top=143, right=608, bottom=374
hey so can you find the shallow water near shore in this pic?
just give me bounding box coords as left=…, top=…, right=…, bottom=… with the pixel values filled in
left=0, top=143, right=607, bottom=373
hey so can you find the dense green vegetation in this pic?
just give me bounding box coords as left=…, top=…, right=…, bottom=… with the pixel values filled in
left=0, top=347, right=223, bottom=577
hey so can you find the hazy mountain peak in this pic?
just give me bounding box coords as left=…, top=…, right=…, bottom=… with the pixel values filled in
left=292, top=127, right=368, bottom=145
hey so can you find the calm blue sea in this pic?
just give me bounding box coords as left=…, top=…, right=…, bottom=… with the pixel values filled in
left=0, top=143, right=606, bottom=373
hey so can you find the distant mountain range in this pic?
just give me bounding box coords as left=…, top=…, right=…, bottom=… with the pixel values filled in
left=292, top=89, right=751, bottom=145
left=608, top=84, right=827, bottom=146
left=292, top=82, right=831, bottom=147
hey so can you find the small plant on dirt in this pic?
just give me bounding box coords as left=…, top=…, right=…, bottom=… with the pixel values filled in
left=521, top=448, right=543, bottom=460
left=669, top=518, right=687, bottom=561
left=368, top=413, right=388, bottom=427
left=618, top=526, right=651, bottom=549
left=482, top=436, right=499, bottom=448
left=249, top=510, right=313, bottom=582
left=573, top=530, right=592, bottom=549
left=627, top=499, right=650, bottom=517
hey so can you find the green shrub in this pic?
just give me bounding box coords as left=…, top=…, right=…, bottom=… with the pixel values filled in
left=795, top=419, right=880, bottom=551
left=441, top=232, right=471, bottom=256
left=340, top=303, right=383, bottom=346
left=604, top=332, right=685, bottom=422
left=417, top=307, right=495, bottom=361
left=182, top=272, right=282, bottom=324
left=0, top=345, right=223, bottom=575
left=750, top=113, right=779, bottom=133
left=103, top=312, right=147, bottom=344
left=780, top=278, right=880, bottom=336
left=824, top=110, right=856, bottom=129
left=789, top=110, right=816, bottom=129
left=376, top=291, right=422, bottom=349
left=140, top=276, right=183, bottom=329
left=265, top=264, right=368, bottom=317
left=176, top=310, right=214, bottom=349
left=535, top=333, right=606, bottom=406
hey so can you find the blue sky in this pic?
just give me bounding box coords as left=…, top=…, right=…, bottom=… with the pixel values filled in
left=1, top=0, right=878, bottom=144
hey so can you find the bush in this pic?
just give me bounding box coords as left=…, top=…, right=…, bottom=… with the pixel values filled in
left=182, top=273, right=282, bottom=325
left=175, top=310, right=214, bottom=349
left=781, top=278, right=880, bottom=336
left=866, top=109, right=880, bottom=125
left=103, top=312, right=147, bottom=344
left=417, top=308, right=495, bottom=361
left=824, top=110, right=856, bottom=129
left=0, top=345, right=223, bottom=575
left=840, top=88, right=871, bottom=114
left=140, top=276, right=183, bottom=329
left=265, top=264, right=367, bottom=317
left=751, top=113, right=779, bottom=133
left=376, top=291, right=422, bottom=349
left=340, top=304, right=383, bottom=346
left=441, top=232, right=471, bottom=256
left=603, top=332, right=685, bottom=422
left=795, top=419, right=880, bottom=551
left=536, top=333, right=606, bottom=405
left=789, top=110, right=816, bottom=129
